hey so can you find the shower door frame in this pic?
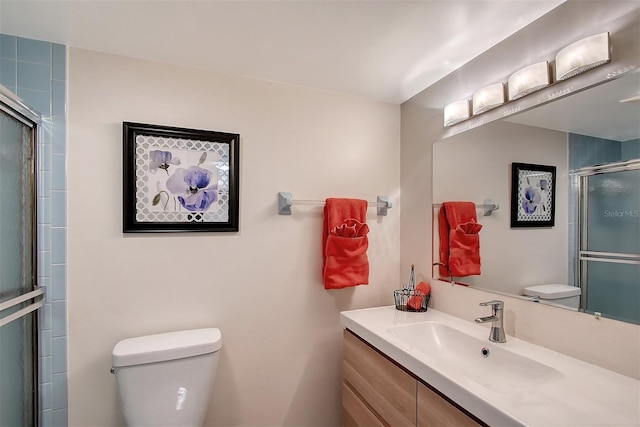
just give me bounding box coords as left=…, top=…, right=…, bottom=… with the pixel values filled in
left=575, top=158, right=640, bottom=314
left=0, top=86, right=45, bottom=425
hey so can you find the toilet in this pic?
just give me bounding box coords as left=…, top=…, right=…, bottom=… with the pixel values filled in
left=523, top=284, right=582, bottom=309
left=111, top=328, right=222, bottom=426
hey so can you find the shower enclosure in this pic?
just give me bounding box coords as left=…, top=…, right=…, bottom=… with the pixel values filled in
left=0, top=89, right=44, bottom=425
left=575, top=159, right=640, bottom=324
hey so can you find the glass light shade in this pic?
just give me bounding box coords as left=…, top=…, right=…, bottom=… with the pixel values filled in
left=508, top=61, right=550, bottom=100
left=556, top=32, right=610, bottom=81
left=443, top=99, right=470, bottom=127
left=472, top=83, right=505, bottom=115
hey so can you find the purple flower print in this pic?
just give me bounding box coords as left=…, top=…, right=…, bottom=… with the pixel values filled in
left=149, top=150, right=180, bottom=175
left=166, top=166, right=218, bottom=212
left=538, top=179, right=548, bottom=191
left=521, top=186, right=541, bottom=214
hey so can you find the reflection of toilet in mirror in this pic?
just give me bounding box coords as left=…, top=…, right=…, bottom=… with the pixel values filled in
left=523, top=284, right=581, bottom=309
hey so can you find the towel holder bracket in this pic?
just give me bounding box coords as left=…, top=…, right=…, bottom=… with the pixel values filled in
left=278, top=192, right=293, bottom=215
left=277, top=192, right=392, bottom=216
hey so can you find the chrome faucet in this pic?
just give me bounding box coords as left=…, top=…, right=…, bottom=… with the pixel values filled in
left=475, top=300, right=506, bottom=343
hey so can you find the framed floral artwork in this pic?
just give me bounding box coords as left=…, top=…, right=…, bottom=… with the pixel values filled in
left=510, top=162, right=556, bottom=228
left=123, top=122, right=239, bottom=232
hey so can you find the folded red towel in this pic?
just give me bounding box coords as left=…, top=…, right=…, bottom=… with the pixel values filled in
left=438, top=202, right=482, bottom=277
left=322, top=198, right=369, bottom=289
left=407, top=281, right=431, bottom=310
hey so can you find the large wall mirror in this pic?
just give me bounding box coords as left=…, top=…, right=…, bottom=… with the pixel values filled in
left=432, top=70, right=640, bottom=325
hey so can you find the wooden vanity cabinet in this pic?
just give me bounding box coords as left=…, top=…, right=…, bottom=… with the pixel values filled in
left=343, top=329, right=416, bottom=426
left=417, top=382, right=482, bottom=427
left=343, top=329, right=483, bottom=427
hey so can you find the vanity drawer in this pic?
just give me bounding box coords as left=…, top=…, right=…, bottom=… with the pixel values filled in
left=343, top=329, right=416, bottom=427
left=342, top=382, right=385, bottom=427
left=417, top=381, right=482, bottom=427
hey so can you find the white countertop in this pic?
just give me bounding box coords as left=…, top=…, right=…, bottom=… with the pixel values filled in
left=340, top=306, right=640, bottom=427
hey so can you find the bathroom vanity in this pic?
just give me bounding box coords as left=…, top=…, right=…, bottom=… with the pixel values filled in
left=341, top=306, right=640, bottom=426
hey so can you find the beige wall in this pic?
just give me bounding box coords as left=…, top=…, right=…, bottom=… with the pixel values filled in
left=432, top=120, right=568, bottom=295
left=67, top=48, right=400, bottom=426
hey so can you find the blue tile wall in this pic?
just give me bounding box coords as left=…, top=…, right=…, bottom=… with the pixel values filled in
left=621, top=139, right=640, bottom=161
left=1, top=34, right=67, bottom=427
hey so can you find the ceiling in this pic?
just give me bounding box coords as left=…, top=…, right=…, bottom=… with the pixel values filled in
left=0, top=0, right=564, bottom=104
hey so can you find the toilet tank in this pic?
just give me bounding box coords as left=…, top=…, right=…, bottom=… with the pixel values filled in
left=523, top=284, right=582, bottom=309
left=112, top=328, right=222, bottom=426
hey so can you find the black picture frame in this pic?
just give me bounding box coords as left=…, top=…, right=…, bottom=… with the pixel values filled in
left=510, top=162, right=556, bottom=228
left=123, top=122, right=239, bottom=233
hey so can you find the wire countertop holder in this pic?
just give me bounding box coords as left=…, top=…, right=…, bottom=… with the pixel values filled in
left=393, top=288, right=430, bottom=312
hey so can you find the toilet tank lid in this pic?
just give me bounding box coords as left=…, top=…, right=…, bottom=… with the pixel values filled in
left=523, top=284, right=581, bottom=299
left=112, top=328, right=222, bottom=367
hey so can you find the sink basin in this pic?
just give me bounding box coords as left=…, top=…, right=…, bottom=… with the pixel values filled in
left=388, top=321, right=563, bottom=391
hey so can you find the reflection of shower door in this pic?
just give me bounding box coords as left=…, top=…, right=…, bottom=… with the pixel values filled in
left=578, top=159, right=640, bottom=324
left=0, top=95, right=44, bottom=425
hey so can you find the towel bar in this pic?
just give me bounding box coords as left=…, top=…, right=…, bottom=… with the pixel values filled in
left=433, top=199, right=499, bottom=216
left=278, top=192, right=392, bottom=216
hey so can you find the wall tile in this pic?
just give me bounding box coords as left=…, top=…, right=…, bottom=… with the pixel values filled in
left=38, top=223, right=51, bottom=252
left=40, top=382, right=52, bottom=411
left=39, top=141, right=52, bottom=172
left=51, top=302, right=67, bottom=338
left=40, top=355, right=53, bottom=384
left=40, top=410, right=52, bottom=427
left=51, top=154, right=66, bottom=190
left=51, top=229, right=67, bottom=265
left=39, top=250, right=52, bottom=278
left=1, top=58, right=17, bottom=88
left=16, top=88, right=51, bottom=115
left=51, top=373, right=68, bottom=410
left=52, top=117, right=66, bottom=155
left=38, top=196, right=52, bottom=224
left=52, top=44, right=65, bottom=81
left=52, top=337, right=67, bottom=373
left=17, top=61, right=51, bottom=91
left=17, top=37, right=51, bottom=64
left=51, top=264, right=67, bottom=301
left=40, top=305, right=52, bottom=333
left=0, top=34, right=17, bottom=59
left=40, top=330, right=52, bottom=358
left=51, top=80, right=65, bottom=117
left=51, top=408, right=68, bottom=427
left=51, top=190, right=67, bottom=227
left=40, top=169, right=52, bottom=196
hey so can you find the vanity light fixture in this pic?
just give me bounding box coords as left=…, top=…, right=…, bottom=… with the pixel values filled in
left=443, top=99, right=471, bottom=127
left=555, top=32, right=610, bottom=81
left=508, top=61, right=551, bottom=101
left=472, top=83, right=505, bottom=115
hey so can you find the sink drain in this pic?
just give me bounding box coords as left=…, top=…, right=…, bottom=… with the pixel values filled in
left=480, top=347, right=490, bottom=358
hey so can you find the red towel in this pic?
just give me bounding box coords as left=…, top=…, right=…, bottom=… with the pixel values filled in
left=438, top=202, right=482, bottom=277
left=322, top=198, right=369, bottom=289
left=407, top=281, right=431, bottom=310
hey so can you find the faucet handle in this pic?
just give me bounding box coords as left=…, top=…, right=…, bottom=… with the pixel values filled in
left=479, top=300, right=504, bottom=309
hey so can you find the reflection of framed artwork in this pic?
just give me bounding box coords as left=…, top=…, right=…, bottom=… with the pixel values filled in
left=510, top=162, right=556, bottom=228
left=123, top=122, right=240, bottom=233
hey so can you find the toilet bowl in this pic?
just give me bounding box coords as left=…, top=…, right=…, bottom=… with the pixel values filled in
left=112, top=328, right=222, bottom=426
left=523, top=284, right=581, bottom=309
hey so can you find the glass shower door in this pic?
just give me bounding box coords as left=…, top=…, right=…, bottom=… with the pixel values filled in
left=578, top=160, right=640, bottom=324
left=0, top=104, right=43, bottom=425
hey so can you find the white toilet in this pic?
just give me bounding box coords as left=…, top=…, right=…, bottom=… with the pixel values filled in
left=523, top=284, right=582, bottom=309
left=111, top=328, right=222, bottom=426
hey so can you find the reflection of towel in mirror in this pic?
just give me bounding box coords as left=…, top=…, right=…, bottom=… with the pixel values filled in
left=323, top=199, right=369, bottom=289
left=438, top=202, right=482, bottom=277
